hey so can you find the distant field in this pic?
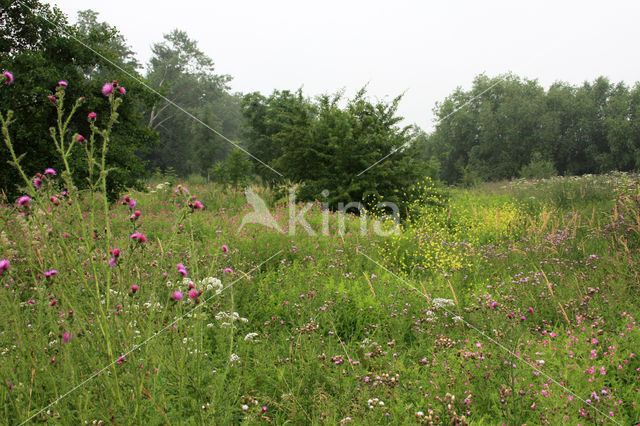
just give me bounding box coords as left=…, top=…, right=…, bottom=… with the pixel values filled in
left=1, top=173, right=639, bottom=424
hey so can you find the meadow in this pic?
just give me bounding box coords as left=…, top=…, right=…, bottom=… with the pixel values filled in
left=1, top=81, right=640, bottom=425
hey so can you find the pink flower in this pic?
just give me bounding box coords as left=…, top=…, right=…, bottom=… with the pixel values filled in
left=17, top=195, right=31, bottom=207
left=0, top=259, right=9, bottom=275
left=62, top=331, right=72, bottom=344
left=102, top=82, right=114, bottom=96
left=221, top=244, right=229, bottom=253
left=76, top=134, right=85, bottom=142
left=173, top=291, right=183, bottom=301
left=119, top=86, right=126, bottom=95
left=131, top=284, right=139, bottom=293
left=130, top=232, right=147, bottom=243
left=44, top=168, right=56, bottom=176
left=48, top=95, right=56, bottom=103
left=88, top=112, right=97, bottom=120
left=177, top=263, right=188, bottom=276
left=2, top=71, right=13, bottom=85
left=33, top=177, right=42, bottom=189
left=223, top=268, right=233, bottom=275
left=109, top=248, right=121, bottom=257
left=44, top=269, right=58, bottom=278
left=108, top=257, right=117, bottom=267
left=128, top=199, right=137, bottom=208
left=188, top=289, right=198, bottom=299
left=57, top=81, right=68, bottom=87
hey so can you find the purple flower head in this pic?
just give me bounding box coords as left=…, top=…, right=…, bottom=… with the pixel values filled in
left=130, top=232, right=147, bottom=243
left=0, top=259, right=9, bottom=275
left=188, top=289, right=198, bottom=299
left=44, top=168, right=56, bottom=176
left=17, top=195, right=31, bottom=207
left=88, top=112, right=97, bottom=120
left=57, top=81, right=68, bottom=88
left=44, top=269, right=58, bottom=278
left=221, top=244, right=229, bottom=253
left=223, top=268, right=233, bottom=275
left=102, top=83, right=114, bottom=96
left=108, top=257, right=117, bottom=267
left=33, top=177, right=42, bottom=189
left=131, top=284, right=139, bottom=293
left=119, top=86, right=126, bottom=95
left=2, top=71, right=14, bottom=85
left=62, top=331, right=72, bottom=344
left=76, top=134, right=85, bottom=143
left=173, top=290, right=183, bottom=301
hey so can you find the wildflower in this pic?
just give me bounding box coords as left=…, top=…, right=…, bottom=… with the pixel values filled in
left=76, top=134, right=85, bottom=142
left=128, top=199, right=137, bottom=208
left=119, top=86, right=126, bottom=95
left=131, top=284, right=139, bottom=293
left=17, top=195, right=31, bottom=207
left=2, top=71, right=13, bottom=85
left=33, top=177, right=42, bottom=189
left=102, top=82, right=114, bottom=96
left=261, top=405, right=267, bottom=412
left=88, top=112, right=97, bottom=120
left=44, top=168, right=56, bottom=176
left=130, top=232, right=147, bottom=243
left=244, top=332, right=259, bottom=342
left=62, top=331, right=71, bottom=344
left=0, top=259, right=9, bottom=275
left=44, top=269, right=58, bottom=278
left=110, top=248, right=121, bottom=257
left=188, top=289, right=198, bottom=299
left=221, top=244, right=229, bottom=253
left=241, top=404, right=249, bottom=411
left=173, top=290, right=183, bottom=301
left=223, top=268, right=233, bottom=275
left=230, top=353, right=240, bottom=364
left=108, top=257, right=117, bottom=267
left=177, top=263, right=188, bottom=276
left=58, top=80, right=67, bottom=87
left=189, top=200, right=203, bottom=210
left=48, top=95, right=56, bottom=103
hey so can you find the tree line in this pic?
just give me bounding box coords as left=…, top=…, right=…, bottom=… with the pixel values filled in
left=425, top=74, right=640, bottom=185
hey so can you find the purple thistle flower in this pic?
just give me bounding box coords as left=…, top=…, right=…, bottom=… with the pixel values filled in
left=0, top=259, right=9, bottom=275
left=2, top=71, right=14, bottom=85
left=102, top=83, right=114, bottom=96
left=17, top=195, right=31, bottom=207
left=44, top=168, right=56, bottom=176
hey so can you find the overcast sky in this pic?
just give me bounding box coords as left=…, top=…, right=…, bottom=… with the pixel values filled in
left=52, top=0, right=640, bottom=131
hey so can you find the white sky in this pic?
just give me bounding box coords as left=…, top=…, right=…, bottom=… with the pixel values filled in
left=52, top=0, right=640, bottom=131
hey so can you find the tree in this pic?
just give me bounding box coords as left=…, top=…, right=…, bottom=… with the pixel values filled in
left=0, top=2, right=157, bottom=200
left=143, top=29, right=242, bottom=177
left=241, top=88, right=425, bottom=210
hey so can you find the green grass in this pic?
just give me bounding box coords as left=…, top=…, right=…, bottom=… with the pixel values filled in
left=1, top=171, right=639, bottom=424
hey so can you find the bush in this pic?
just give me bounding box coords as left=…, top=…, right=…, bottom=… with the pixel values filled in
left=520, top=152, right=557, bottom=179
